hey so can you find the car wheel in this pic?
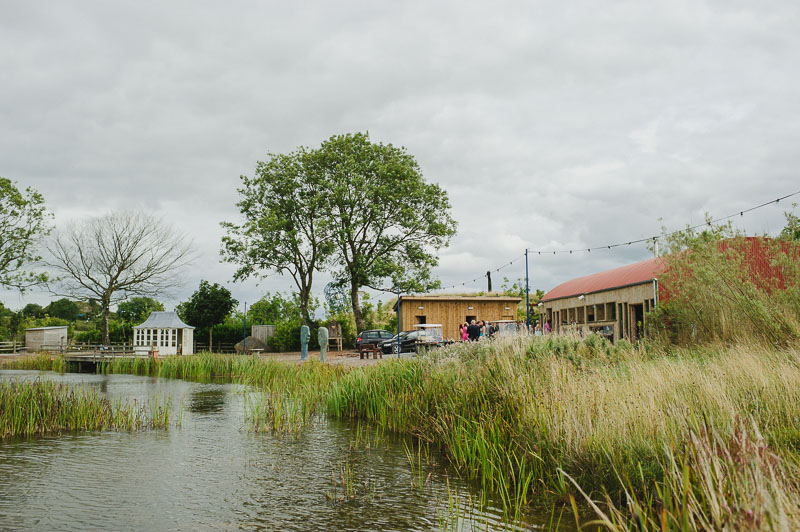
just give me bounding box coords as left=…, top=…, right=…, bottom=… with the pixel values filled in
left=392, top=343, right=400, bottom=354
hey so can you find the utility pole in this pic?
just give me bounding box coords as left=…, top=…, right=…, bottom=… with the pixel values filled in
left=486, top=271, right=492, bottom=292
left=243, top=302, right=247, bottom=353
left=396, top=291, right=401, bottom=359
left=525, top=249, right=530, bottom=333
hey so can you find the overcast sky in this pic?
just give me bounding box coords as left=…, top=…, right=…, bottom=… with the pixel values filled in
left=1, top=1, right=799, bottom=313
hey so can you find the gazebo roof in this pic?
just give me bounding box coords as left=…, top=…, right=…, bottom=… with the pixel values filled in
left=133, top=311, right=194, bottom=329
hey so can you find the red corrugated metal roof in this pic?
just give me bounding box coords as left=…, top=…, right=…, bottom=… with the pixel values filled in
left=541, top=257, right=666, bottom=302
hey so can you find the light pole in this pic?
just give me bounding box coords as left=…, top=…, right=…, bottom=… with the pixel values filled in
left=525, top=249, right=530, bottom=333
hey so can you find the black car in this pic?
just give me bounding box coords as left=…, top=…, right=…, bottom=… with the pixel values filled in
left=356, top=329, right=395, bottom=348
left=379, top=330, right=422, bottom=355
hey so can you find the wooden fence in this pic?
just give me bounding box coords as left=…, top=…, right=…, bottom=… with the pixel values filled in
left=194, top=342, right=236, bottom=354
left=0, top=341, right=23, bottom=354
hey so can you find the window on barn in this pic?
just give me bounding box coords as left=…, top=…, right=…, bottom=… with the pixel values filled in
left=607, top=303, right=616, bottom=320
left=587, top=305, right=595, bottom=322
left=596, top=304, right=605, bottom=321
left=416, top=315, right=427, bottom=324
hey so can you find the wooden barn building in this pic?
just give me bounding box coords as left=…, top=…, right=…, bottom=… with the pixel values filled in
left=395, top=295, right=522, bottom=341
left=540, top=236, right=797, bottom=343
left=539, top=258, right=665, bottom=343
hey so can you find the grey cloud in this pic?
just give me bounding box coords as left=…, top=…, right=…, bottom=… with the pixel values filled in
left=1, top=0, right=798, bottom=310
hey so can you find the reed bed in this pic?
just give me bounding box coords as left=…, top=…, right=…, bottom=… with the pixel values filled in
left=9, top=339, right=800, bottom=529
left=0, top=379, right=174, bottom=437
left=325, top=335, right=800, bottom=529
left=0, top=353, right=64, bottom=373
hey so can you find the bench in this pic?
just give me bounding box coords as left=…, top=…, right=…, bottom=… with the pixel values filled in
left=359, top=344, right=383, bottom=360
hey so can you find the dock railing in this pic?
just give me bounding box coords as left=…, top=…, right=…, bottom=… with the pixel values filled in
left=39, top=343, right=142, bottom=361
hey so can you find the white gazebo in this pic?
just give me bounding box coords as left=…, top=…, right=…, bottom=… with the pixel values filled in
left=133, top=311, right=194, bottom=355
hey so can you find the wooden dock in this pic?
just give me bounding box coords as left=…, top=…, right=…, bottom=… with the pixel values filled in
left=40, top=344, right=151, bottom=368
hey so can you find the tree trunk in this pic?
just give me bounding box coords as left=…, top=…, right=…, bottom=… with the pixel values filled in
left=102, top=296, right=111, bottom=345
left=351, top=281, right=365, bottom=333
left=209, top=328, right=213, bottom=352
left=299, top=284, right=311, bottom=325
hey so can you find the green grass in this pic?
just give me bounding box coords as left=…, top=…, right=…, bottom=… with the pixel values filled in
left=8, top=338, right=800, bottom=529
left=0, top=378, right=175, bottom=437
left=325, top=335, right=800, bottom=529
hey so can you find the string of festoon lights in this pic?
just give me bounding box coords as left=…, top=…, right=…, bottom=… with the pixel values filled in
left=438, top=189, right=800, bottom=291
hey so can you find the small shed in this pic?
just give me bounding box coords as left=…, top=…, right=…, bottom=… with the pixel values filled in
left=133, top=311, right=195, bottom=355
left=395, top=296, right=522, bottom=341
left=25, top=326, right=68, bottom=352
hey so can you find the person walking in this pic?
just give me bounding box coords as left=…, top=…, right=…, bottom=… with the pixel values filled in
left=460, top=323, right=469, bottom=342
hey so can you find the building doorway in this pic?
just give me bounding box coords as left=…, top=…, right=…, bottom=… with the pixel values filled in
left=631, top=303, right=644, bottom=341
left=415, top=315, right=427, bottom=324
left=465, top=315, right=476, bottom=324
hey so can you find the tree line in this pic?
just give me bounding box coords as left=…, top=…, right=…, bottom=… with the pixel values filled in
left=0, top=131, right=457, bottom=345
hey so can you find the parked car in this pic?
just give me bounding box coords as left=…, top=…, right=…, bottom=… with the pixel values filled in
left=356, top=329, right=395, bottom=348
left=379, top=330, right=420, bottom=355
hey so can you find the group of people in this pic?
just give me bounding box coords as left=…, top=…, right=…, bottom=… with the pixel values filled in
left=459, top=319, right=552, bottom=341
left=460, top=320, right=492, bottom=341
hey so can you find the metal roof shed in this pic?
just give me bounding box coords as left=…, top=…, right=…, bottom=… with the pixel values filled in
left=25, top=326, right=68, bottom=352
left=133, top=311, right=194, bottom=355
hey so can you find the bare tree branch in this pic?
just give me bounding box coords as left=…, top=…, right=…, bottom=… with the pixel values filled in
left=45, top=211, right=196, bottom=343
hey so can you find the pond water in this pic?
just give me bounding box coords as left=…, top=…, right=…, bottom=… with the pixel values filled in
left=0, top=370, right=563, bottom=531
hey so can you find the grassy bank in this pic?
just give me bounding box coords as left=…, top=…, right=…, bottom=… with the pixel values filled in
left=0, top=379, right=174, bottom=437
left=326, top=336, right=800, bottom=529
left=6, top=338, right=800, bottom=529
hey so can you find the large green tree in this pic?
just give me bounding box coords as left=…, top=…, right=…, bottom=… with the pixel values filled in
left=247, top=292, right=307, bottom=326
left=117, top=297, right=165, bottom=324
left=45, top=298, right=80, bottom=321
left=221, top=149, right=332, bottom=324
left=310, top=133, right=457, bottom=332
left=0, top=178, right=50, bottom=290
left=178, top=280, right=238, bottom=348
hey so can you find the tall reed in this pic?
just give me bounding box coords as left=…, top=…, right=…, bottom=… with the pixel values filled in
left=326, top=334, right=800, bottom=528
left=0, top=378, right=175, bottom=437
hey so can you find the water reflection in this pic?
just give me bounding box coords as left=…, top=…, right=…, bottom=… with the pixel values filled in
left=0, top=370, right=554, bottom=531
left=187, top=387, right=226, bottom=414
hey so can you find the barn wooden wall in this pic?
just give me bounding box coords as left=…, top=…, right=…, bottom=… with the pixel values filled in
left=398, top=298, right=520, bottom=341
left=541, top=282, right=657, bottom=342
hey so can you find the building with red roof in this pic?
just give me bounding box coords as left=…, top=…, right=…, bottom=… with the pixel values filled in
left=538, top=236, right=796, bottom=343
left=539, top=257, right=665, bottom=342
